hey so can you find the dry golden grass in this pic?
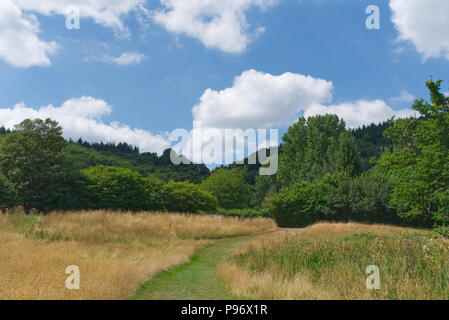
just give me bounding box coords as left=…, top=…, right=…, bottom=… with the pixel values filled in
left=221, top=222, right=448, bottom=300
left=0, top=210, right=277, bottom=300
left=219, top=262, right=335, bottom=300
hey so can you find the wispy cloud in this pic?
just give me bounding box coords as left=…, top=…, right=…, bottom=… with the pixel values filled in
left=105, top=52, right=148, bottom=66
left=390, top=89, right=415, bottom=104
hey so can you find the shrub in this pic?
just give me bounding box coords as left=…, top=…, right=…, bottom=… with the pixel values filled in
left=143, top=176, right=168, bottom=211
left=81, top=166, right=147, bottom=211
left=164, top=181, right=218, bottom=213
left=200, top=167, right=252, bottom=209
left=322, top=172, right=399, bottom=224
left=267, top=181, right=325, bottom=228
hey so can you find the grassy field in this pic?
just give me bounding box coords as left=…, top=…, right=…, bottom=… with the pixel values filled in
left=0, top=210, right=277, bottom=300
left=220, top=222, right=449, bottom=300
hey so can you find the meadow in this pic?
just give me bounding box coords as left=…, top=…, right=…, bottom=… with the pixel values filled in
left=0, top=210, right=277, bottom=300
left=220, top=222, right=449, bottom=300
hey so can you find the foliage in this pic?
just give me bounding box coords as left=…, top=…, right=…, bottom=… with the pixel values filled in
left=376, top=80, right=449, bottom=227
left=277, top=115, right=361, bottom=188
left=143, top=176, right=168, bottom=211
left=200, top=167, right=252, bottom=209
left=351, top=122, right=393, bottom=171
left=0, top=126, right=11, bottom=135
left=164, top=181, right=218, bottom=213
left=0, top=119, right=68, bottom=213
left=81, top=165, right=148, bottom=211
left=0, top=174, right=19, bottom=211
left=67, top=143, right=210, bottom=184
left=251, top=174, right=277, bottom=209
left=267, top=170, right=402, bottom=228
left=323, top=172, right=398, bottom=224
left=267, top=181, right=325, bottom=228
left=75, top=138, right=140, bottom=154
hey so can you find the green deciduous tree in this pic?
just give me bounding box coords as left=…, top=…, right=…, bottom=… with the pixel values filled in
left=200, top=167, right=252, bottom=209
left=277, top=114, right=361, bottom=188
left=0, top=119, right=68, bottom=213
left=376, top=80, right=449, bottom=227
left=0, top=174, right=19, bottom=211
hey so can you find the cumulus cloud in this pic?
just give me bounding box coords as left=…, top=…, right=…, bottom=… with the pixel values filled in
left=176, top=70, right=416, bottom=165
left=0, top=0, right=57, bottom=67
left=153, top=0, right=278, bottom=53
left=390, top=0, right=449, bottom=61
left=304, top=100, right=416, bottom=129
left=0, top=97, right=170, bottom=154
left=191, top=70, right=415, bottom=131
left=0, top=0, right=145, bottom=67
left=105, top=52, right=147, bottom=65
left=192, top=69, right=334, bottom=129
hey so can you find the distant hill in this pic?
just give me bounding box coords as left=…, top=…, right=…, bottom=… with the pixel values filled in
left=216, top=146, right=280, bottom=185
left=67, top=141, right=210, bottom=183
left=1, top=127, right=210, bottom=183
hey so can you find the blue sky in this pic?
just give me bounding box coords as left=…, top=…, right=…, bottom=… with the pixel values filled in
left=0, top=0, right=448, bottom=157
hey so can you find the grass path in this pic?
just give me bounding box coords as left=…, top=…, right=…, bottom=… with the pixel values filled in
left=131, top=231, right=294, bottom=300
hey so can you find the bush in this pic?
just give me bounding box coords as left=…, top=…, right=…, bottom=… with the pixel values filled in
left=0, top=174, right=19, bottom=211
left=267, top=171, right=408, bottom=228
left=81, top=166, right=147, bottom=211
left=200, top=167, right=252, bottom=209
left=267, top=181, right=325, bottom=228
left=143, top=176, right=168, bottom=211
left=322, top=172, right=399, bottom=224
left=164, top=181, right=218, bottom=213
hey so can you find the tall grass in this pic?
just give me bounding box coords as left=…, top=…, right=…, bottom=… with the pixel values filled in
left=220, top=222, right=449, bottom=300
left=0, top=210, right=277, bottom=300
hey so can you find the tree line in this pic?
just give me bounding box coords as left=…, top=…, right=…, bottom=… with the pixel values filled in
left=0, top=80, right=448, bottom=235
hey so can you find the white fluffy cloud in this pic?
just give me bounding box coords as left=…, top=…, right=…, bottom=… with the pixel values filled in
left=304, top=100, right=415, bottom=129
left=193, top=69, right=334, bottom=129
left=106, top=52, right=147, bottom=65
left=390, top=0, right=449, bottom=61
left=0, top=97, right=170, bottom=154
left=153, top=0, right=278, bottom=53
left=192, top=70, right=415, bottom=130
left=0, top=0, right=145, bottom=67
left=0, top=0, right=57, bottom=67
